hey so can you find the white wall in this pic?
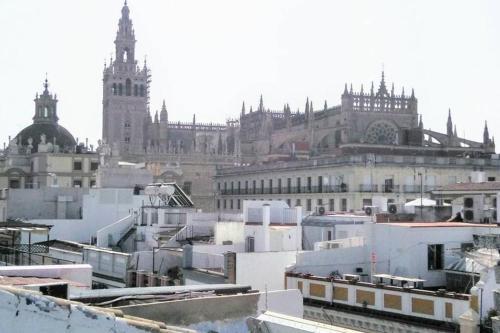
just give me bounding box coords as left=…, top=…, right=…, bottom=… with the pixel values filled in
left=214, top=221, right=245, bottom=245
left=0, top=287, right=167, bottom=333
left=0, top=264, right=92, bottom=288
left=236, top=251, right=297, bottom=291
left=294, top=246, right=368, bottom=277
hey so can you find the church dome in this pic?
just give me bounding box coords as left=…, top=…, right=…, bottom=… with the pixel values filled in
left=14, top=78, right=77, bottom=153
left=16, top=122, right=76, bottom=153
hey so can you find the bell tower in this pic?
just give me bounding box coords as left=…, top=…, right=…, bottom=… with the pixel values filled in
left=102, top=1, right=150, bottom=156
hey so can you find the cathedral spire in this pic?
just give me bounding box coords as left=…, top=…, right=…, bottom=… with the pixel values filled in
left=343, top=83, right=348, bottom=96
left=447, top=108, right=453, bottom=136
left=484, top=120, right=490, bottom=145
left=241, top=101, right=246, bottom=116
left=160, top=99, right=168, bottom=122
left=377, top=71, right=387, bottom=95
left=115, top=0, right=136, bottom=64
left=324, top=100, right=328, bottom=111
left=305, top=97, right=310, bottom=114
left=258, top=95, right=264, bottom=112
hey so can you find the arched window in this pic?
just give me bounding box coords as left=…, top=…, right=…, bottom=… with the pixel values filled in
left=140, top=85, right=145, bottom=97
left=134, top=84, right=138, bottom=96
left=112, top=83, right=117, bottom=95
left=118, top=83, right=123, bottom=96
left=123, top=48, right=128, bottom=62
left=125, top=79, right=132, bottom=96
left=44, top=106, right=48, bottom=117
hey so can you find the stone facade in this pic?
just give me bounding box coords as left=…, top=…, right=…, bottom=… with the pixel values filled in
left=215, top=154, right=500, bottom=213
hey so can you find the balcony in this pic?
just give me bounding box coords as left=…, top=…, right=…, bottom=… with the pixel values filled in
left=401, top=185, right=422, bottom=193
left=382, top=184, right=400, bottom=193
left=359, top=184, right=378, bottom=192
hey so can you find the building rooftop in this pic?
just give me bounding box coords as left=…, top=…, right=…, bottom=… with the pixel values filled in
left=434, top=181, right=500, bottom=192
left=383, top=222, right=499, bottom=228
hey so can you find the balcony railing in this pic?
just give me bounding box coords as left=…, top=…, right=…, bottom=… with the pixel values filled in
left=218, top=183, right=434, bottom=195
left=359, top=184, right=378, bottom=192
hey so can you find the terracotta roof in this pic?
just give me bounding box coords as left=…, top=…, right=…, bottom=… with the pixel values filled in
left=0, top=276, right=87, bottom=288
left=435, top=181, right=500, bottom=192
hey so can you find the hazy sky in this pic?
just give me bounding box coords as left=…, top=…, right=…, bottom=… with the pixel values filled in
left=1, top=0, right=499, bottom=147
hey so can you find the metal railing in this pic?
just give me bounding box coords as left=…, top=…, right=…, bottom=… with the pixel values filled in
left=0, top=244, right=76, bottom=266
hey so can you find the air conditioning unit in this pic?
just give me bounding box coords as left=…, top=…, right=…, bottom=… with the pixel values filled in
left=388, top=203, right=405, bottom=214
left=343, top=274, right=360, bottom=282
left=463, top=195, right=484, bottom=223
left=364, top=206, right=380, bottom=216
left=316, top=206, right=326, bottom=215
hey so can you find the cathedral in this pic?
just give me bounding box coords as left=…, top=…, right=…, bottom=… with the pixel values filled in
left=103, top=2, right=494, bottom=166
left=102, top=2, right=239, bottom=159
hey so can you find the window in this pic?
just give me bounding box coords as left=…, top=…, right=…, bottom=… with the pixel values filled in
left=182, top=182, right=192, bottom=195
left=306, top=199, right=312, bottom=211
left=269, top=179, right=273, bottom=194
left=90, top=162, right=99, bottom=171
left=341, top=198, right=347, bottom=211
left=237, top=181, right=241, bottom=194
left=125, top=78, right=132, bottom=96
left=278, top=179, right=282, bottom=194
left=252, top=180, right=256, bottom=194
left=296, top=199, right=301, bottom=207
left=246, top=236, right=255, bottom=252
left=223, top=199, right=227, bottom=209
left=73, top=180, right=82, bottom=188
left=134, top=84, right=138, bottom=96
left=286, top=199, right=291, bottom=207
left=317, top=198, right=323, bottom=206
left=287, top=178, right=291, bottom=194
left=329, top=199, right=334, bottom=211
left=118, top=83, right=123, bottom=95
left=230, top=199, right=233, bottom=209
left=217, top=182, right=221, bottom=191
left=260, top=180, right=264, bottom=194
left=217, top=199, right=220, bottom=209
left=90, top=180, right=96, bottom=188
left=488, top=177, right=496, bottom=182
left=230, top=181, right=234, bottom=194
left=73, top=161, right=82, bottom=171
left=362, top=198, right=372, bottom=208
left=318, top=176, right=323, bottom=193
left=297, top=177, right=301, bottom=193
left=124, top=137, right=130, bottom=143
left=428, top=244, right=444, bottom=270
left=112, top=83, right=117, bottom=95
left=327, top=230, right=333, bottom=241
left=9, top=179, right=20, bottom=189
left=245, top=180, right=249, bottom=193
left=237, top=199, right=241, bottom=210
left=307, top=177, right=312, bottom=192
left=124, top=121, right=131, bottom=128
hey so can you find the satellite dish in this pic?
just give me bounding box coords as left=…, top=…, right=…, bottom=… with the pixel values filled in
left=159, top=185, right=175, bottom=196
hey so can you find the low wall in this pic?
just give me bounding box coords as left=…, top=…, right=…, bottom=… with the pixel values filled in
left=117, top=289, right=303, bottom=333
left=286, top=273, right=470, bottom=324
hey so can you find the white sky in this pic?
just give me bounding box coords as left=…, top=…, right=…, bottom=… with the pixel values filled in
left=1, top=0, right=499, bottom=147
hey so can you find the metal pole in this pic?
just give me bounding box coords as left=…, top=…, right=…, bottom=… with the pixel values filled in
left=418, top=172, right=423, bottom=219
left=28, top=231, right=31, bottom=265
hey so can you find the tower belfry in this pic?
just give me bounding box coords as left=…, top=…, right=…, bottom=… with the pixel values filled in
left=102, top=1, right=149, bottom=155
